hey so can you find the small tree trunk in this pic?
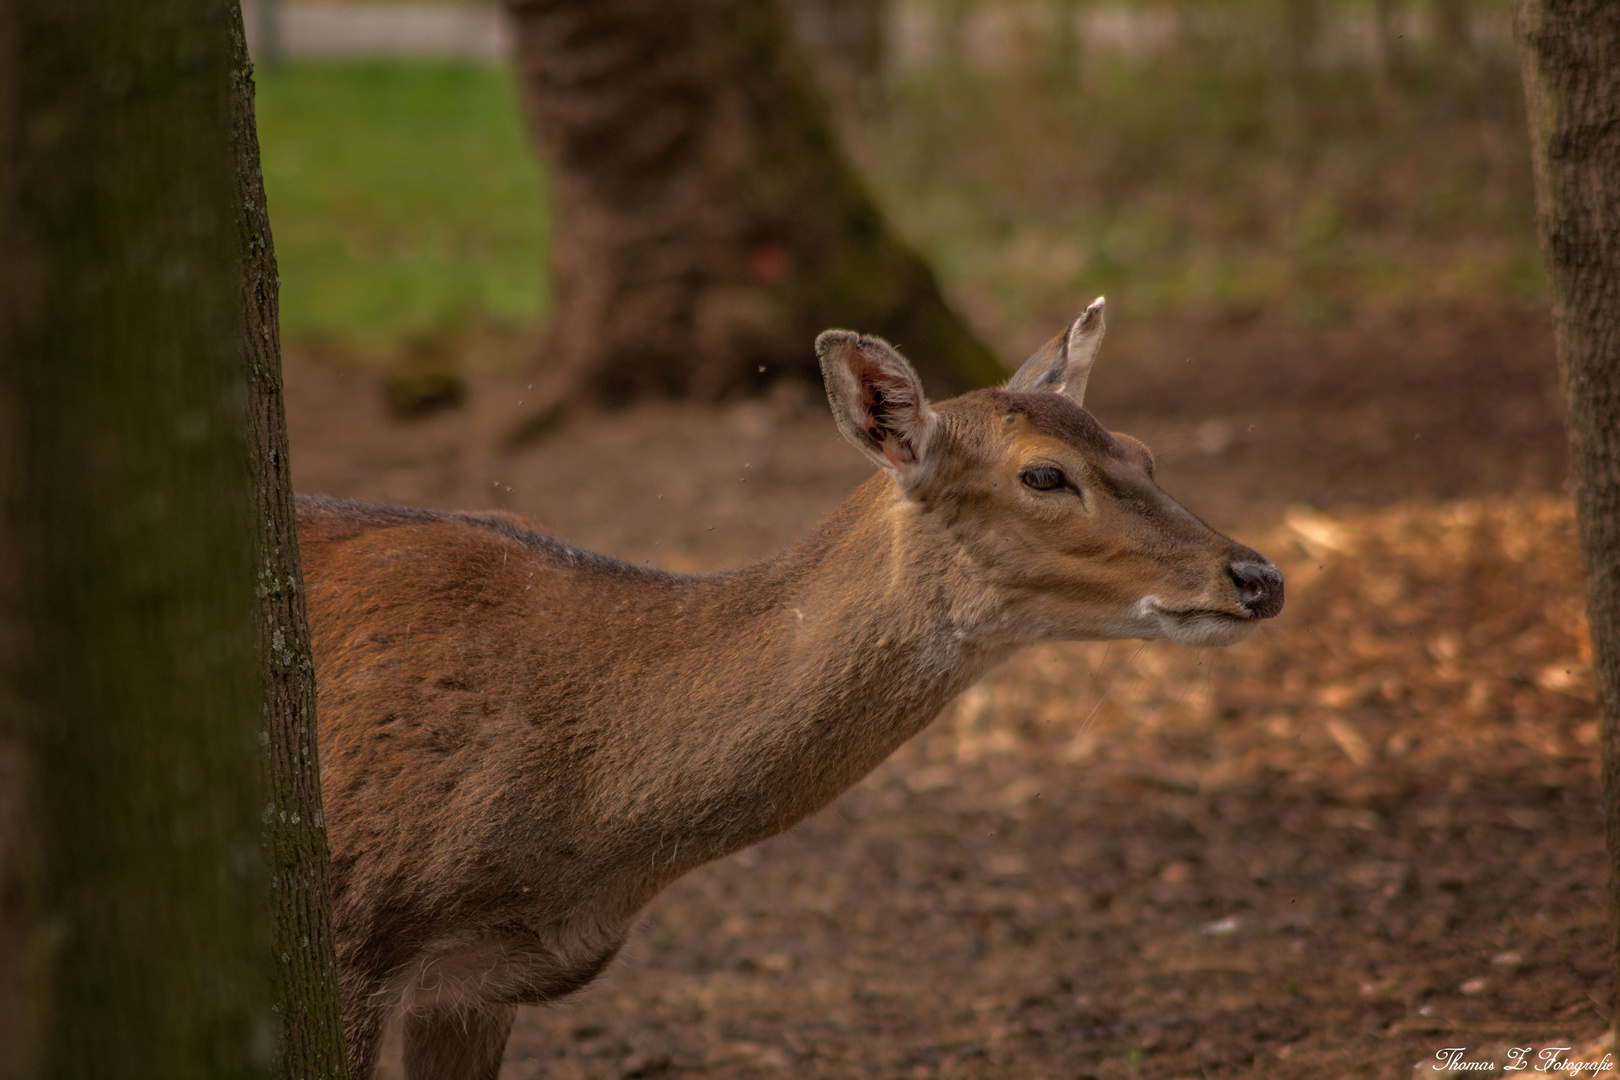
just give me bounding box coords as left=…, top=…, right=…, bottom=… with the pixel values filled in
left=1514, top=0, right=1620, bottom=1042
left=1282, top=0, right=1320, bottom=80
left=0, top=1, right=271, bottom=1077
left=1045, top=0, right=1083, bottom=89
left=781, top=0, right=888, bottom=116
left=226, top=7, right=351, bottom=1078
left=1373, top=0, right=1409, bottom=88
left=1279, top=0, right=1320, bottom=133
left=504, top=0, right=1003, bottom=404
left=935, top=0, right=973, bottom=72
left=1434, top=0, right=1473, bottom=65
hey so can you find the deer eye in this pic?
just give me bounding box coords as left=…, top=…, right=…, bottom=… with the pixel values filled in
left=1020, top=465, right=1068, bottom=492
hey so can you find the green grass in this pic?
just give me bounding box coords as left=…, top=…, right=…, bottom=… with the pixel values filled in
left=254, top=61, right=548, bottom=346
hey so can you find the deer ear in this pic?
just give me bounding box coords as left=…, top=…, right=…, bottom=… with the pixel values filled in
left=816, top=330, right=937, bottom=484
left=1005, top=297, right=1105, bottom=405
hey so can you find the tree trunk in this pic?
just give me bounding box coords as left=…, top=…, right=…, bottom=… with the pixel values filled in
left=0, top=1, right=272, bottom=1077
left=503, top=0, right=1004, bottom=405
left=1434, top=0, right=1473, bottom=65
left=781, top=0, right=888, bottom=116
left=1045, top=0, right=1083, bottom=89
left=226, top=7, right=351, bottom=1079
left=1373, top=0, right=1409, bottom=88
left=1513, top=0, right=1620, bottom=1043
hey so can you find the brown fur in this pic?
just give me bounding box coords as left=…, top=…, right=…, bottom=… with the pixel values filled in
left=300, top=319, right=1281, bottom=1079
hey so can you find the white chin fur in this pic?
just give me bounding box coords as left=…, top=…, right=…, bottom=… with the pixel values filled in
left=1131, top=596, right=1258, bottom=647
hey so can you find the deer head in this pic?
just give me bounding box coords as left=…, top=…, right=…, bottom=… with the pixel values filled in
left=817, top=298, right=1283, bottom=648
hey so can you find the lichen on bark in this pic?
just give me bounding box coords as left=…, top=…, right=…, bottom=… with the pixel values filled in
left=226, top=4, right=351, bottom=1076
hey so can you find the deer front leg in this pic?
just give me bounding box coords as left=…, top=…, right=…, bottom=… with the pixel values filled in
left=402, top=1004, right=517, bottom=1080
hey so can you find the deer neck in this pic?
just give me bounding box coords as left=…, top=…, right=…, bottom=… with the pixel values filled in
left=607, top=474, right=1012, bottom=889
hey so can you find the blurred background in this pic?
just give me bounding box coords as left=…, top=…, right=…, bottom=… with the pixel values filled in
left=245, top=0, right=1536, bottom=356
left=243, top=2, right=1608, bottom=1076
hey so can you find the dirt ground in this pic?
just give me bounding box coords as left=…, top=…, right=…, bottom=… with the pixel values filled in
left=284, top=301, right=1610, bottom=1079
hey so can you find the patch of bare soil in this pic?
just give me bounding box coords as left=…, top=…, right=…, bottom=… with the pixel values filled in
left=284, top=302, right=1607, bottom=1078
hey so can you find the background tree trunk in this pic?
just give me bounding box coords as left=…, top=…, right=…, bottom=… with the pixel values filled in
left=227, top=7, right=351, bottom=1079
left=0, top=1, right=273, bottom=1077
left=781, top=0, right=888, bottom=116
left=1513, top=0, right=1620, bottom=1043
left=1373, top=0, right=1409, bottom=89
left=1434, top=0, right=1473, bottom=67
left=503, top=0, right=1004, bottom=405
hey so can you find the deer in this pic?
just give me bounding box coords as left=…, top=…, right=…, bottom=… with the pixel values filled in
left=296, top=299, right=1284, bottom=1080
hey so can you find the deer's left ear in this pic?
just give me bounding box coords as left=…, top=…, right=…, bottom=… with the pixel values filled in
left=1006, top=296, right=1105, bottom=405
left=817, top=330, right=937, bottom=486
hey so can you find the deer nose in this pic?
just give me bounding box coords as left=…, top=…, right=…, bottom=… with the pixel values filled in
left=1228, top=561, right=1284, bottom=618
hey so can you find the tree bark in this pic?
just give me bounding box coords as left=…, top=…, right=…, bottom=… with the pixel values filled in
left=1513, top=0, right=1620, bottom=1041
left=781, top=0, right=888, bottom=115
left=0, top=1, right=272, bottom=1078
left=226, top=7, right=351, bottom=1079
left=503, top=0, right=1004, bottom=405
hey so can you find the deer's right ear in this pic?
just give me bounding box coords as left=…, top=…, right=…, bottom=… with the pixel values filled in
left=1005, top=296, right=1105, bottom=405
left=816, top=330, right=937, bottom=484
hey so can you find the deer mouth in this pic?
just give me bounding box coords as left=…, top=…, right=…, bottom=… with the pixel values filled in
left=1158, top=604, right=1254, bottom=622
left=1138, top=599, right=1259, bottom=646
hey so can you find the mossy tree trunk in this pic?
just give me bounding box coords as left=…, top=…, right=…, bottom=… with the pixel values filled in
left=0, top=2, right=348, bottom=1078
left=227, top=7, right=351, bottom=1079
left=0, top=0, right=270, bottom=1076
left=503, top=0, right=1004, bottom=404
left=1513, top=0, right=1620, bottom=1044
